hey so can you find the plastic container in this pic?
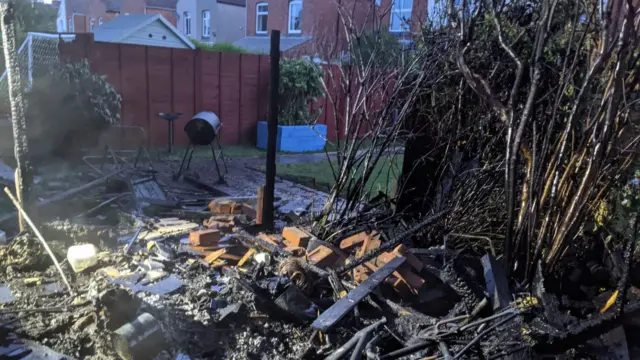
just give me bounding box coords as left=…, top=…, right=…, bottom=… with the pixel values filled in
left=0, top=230, right=6, bottom=245
left=67, top=244, right=98, bottom=273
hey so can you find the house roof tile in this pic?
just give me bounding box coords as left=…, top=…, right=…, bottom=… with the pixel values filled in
left=146, top=0, right=178, bottom=9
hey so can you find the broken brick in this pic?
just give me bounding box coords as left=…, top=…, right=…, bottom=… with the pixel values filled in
left=356, top=232, right=381, bottom=258
left=241, top=203, right=257, bottom=219
left=282, top=227, right=311, bottom=248
left=339, top=232, right=369, bottom=250
left=208, top=200, right=242, bottom=214
left=375, top=252, right=425, bottom=293
left=257, top=233, right=282, bottom=247
left=204, top=220, right=234, bottom=232
left=307, top=245, right=344, bottom=269
left=189, top=229, right=221, bottom=247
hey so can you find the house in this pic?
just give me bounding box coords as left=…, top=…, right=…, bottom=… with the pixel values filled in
left=233, top=0, right=445, bottom=56
left=56, top=0, right=178, bottom=33
left=93, top=14, right=195, bottom=49
left=175, top=0, right=247, bottom=44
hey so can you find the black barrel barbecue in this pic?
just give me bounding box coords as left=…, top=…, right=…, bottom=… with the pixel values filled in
left=174, top=111, right=228, bottom=183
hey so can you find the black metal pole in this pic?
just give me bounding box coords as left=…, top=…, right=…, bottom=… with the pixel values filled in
left=263, top=30, right=280, bottom=228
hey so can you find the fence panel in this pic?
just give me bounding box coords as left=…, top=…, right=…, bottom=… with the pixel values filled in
left=171, top=48, right=196, bottom=146
left=146, top=46, right=173, bottom=147
left=219, top=52, right=242, bottom=145
left=57, top=35, right=364, bottom=148
left=239, top=54, right=261, bottom=145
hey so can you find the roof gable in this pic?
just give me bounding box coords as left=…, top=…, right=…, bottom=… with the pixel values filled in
left=94, top=14, right=194, bottom=49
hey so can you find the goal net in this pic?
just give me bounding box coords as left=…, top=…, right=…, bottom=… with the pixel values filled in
left=0, top=32, right=76, bottom=108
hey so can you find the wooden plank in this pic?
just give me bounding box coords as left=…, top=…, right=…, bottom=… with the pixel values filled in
left=256, top=185, right=265, bottom=225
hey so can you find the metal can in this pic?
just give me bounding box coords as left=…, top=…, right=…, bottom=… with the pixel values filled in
left=112, top=313, right=165, bottom=360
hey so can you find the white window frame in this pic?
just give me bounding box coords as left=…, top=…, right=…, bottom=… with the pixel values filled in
left=390, top=0, right=413, bottom=32
left=98, top=17, right=103, bottom=27
left=288, top=0, right=302, bottom=34
left=256, top=2, right=268, bottom=35
left=202, top=10, right=211, bottom=37
left=89, top=17, right=95, bottom=32
left=183, top=11, right=192, bottom=36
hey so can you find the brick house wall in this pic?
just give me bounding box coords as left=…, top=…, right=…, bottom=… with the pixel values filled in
left=245, top=0, right=429, bottom=55
left=65, top=0, right=177, bottom=33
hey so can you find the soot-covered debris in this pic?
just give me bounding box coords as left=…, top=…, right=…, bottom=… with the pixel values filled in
left=1, top=161, right=640, bottom=360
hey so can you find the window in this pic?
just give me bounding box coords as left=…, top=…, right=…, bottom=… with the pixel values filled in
left=183, top=11, right=192, bottom=36
left=288, top=0, right=302, bottom=34
left=98, top=17, right=103, bottom=27
left=390, top=0, right=413, bottom=32
left=89, top=17, right=95, bottom=32
left=256, top=2, right=268, bottom=34
left=202, top=10, right=211, bottom=37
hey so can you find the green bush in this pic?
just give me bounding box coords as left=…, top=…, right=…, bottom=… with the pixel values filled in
left=24, top=59, right=121, bottom=157
left=349, top=27, right=404, bottom=68
left=192, top=40, right=249, bottom=54
left=278, top=59, right=324, bottom=126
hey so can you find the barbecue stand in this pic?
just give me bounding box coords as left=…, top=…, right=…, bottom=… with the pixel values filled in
left=174, top=111, right=228, bottom=184
left=158, top=112, right=183, bottom=154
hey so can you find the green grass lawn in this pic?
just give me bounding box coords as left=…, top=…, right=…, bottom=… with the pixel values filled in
left=265, top=156, right=403, bottom=197
left=153, top=140, right=382, bottom=160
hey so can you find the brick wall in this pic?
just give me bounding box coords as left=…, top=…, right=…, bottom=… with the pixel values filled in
left=246, top=0, right=428, bottom=55
left=69, top=0, right=176, bottom=33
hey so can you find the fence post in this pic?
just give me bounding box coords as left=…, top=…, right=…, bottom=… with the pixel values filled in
left=0, top=1, right=33, bottom=231
left=262, top=30, right=280, bottom=228
left=27, top=33, right=33, bottom=88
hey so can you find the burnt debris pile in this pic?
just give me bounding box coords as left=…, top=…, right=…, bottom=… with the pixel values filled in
left=0, top=159, right=639, bottom=360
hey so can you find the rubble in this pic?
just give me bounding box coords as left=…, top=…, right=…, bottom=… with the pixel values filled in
left=0, top=156, right=639, bottom=360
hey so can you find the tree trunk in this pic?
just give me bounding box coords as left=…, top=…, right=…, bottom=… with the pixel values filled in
left=1, top=1, right=32, bottom=231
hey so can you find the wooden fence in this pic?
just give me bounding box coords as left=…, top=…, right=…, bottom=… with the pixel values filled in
left=59, top=34, right=342, bottom=148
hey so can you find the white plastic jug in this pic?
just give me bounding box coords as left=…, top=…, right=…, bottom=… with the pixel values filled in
left=67, top=244, right=98, bottom=273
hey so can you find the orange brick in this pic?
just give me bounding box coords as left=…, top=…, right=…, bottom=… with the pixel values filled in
left=189, top=229, right=221, bottom=247
left=356, top=233, right=381, bottom=258
left=208, top=200, right=243, bottom=214
left=307, top=245, right=344, bottom=269
left=282, top=227, right=311, bottom=248
left=375, top=252, right=425, bottom=293
left=339, top=232, right=369, bottom=250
